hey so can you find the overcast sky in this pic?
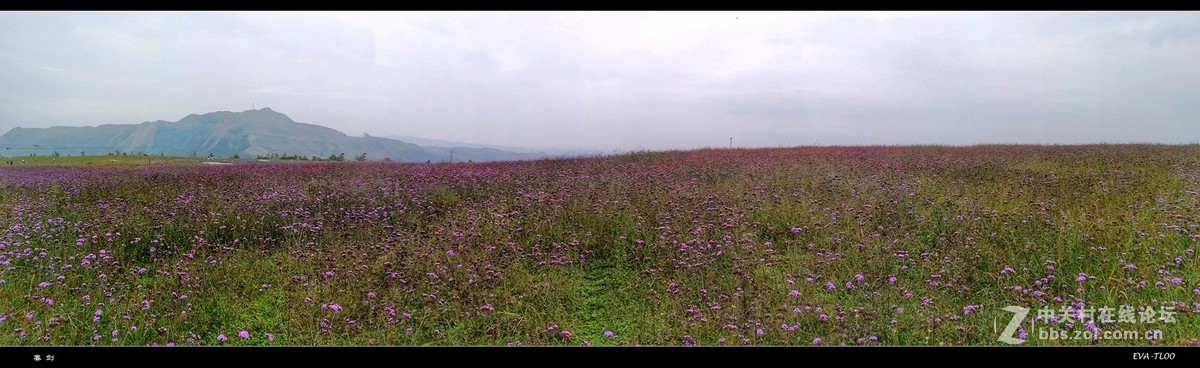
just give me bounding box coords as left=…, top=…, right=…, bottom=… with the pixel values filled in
left=1, top=11, right=1198, bottom=151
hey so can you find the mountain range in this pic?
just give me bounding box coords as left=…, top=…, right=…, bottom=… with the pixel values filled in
left=383, top=134, right=599, bottom=156
left=0, top=108, right=547, bottom=162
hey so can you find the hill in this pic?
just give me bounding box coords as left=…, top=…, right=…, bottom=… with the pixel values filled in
left=0, top=108, right=543, bottom=162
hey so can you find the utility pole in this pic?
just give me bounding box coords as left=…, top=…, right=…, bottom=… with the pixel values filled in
left=729, top=137, right=732, bottom=149
left=449, top=149, right=454, bottom=163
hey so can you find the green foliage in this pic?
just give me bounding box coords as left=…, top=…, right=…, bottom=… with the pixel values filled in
left=1, top=145, right=1198, bottom=347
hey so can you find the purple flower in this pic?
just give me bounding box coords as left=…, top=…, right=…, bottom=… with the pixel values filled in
left=166, top=342, right=175, bottom=347
left=603, top=331, right=614, bottom=338
left=888, top=276, right=897, bottom=283
left=37, top=281, right=51, bottom=288
left=812, top=337, right=822, bottom=345
left=756, top=328, right=764, bottom=336
left=238, top=331, right=250, bottom=339
left=854, top=274, right=865, bottom=281
left=266, top=333, right=275, bottom=341
left=367, top=292, right=376, bottom=299
left=217, top=334, right=227, bottom=342
left=1076, top=273, right=1087, bottom=282
left=560, top=330, right=572, bottom=339
left=825, top=282, right=836, bottom=290
left=789, top=290, right=801, bottom=297
left=1170, top=278, right=1182, bottom=284
left=329, top=304, right=342, bottom=312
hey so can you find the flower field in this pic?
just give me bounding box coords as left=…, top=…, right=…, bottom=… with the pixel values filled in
left=1, top=144, right=1198, bottom=346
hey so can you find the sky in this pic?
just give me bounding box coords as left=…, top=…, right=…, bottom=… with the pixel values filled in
left=1, top=11, right=1198, bottom=151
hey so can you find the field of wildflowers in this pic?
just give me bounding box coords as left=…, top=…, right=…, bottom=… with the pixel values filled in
left=0, top=145, right=1197, bottom=346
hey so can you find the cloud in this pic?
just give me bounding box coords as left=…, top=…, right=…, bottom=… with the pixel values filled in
left=1, top=11, right=1198, bottom=149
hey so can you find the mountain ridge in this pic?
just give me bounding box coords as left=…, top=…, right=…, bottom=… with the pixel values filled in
left=0, top=108, right=544, bottom=162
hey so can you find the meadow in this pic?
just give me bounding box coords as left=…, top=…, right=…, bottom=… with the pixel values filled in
left=0, top=144, right=1197, bottom=346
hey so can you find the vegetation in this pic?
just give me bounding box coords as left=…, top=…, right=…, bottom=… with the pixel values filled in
left=0, top=144, right=1197, bottom=346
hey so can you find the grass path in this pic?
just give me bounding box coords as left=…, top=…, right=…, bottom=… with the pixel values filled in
left=577, top=257, right=619, bottom=345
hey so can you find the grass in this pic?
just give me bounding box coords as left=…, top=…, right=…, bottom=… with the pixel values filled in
left=0, top=144, right=1197, bottom=346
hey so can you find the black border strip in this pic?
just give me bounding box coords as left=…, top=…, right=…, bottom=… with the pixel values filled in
left=2, top=346, right=1198, bottom=367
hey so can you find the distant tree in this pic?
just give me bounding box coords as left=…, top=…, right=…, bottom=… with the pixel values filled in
left=52, top=151, right=60, bottom=157
left=192, top=151, right=197, bottom=157
left=232, top=154, right=240, bottom=159
left=81, top=151, right=86, bottom=156
left=355, top=153, right=368, bottom=162
left=383, top=157, right=392, bottom=162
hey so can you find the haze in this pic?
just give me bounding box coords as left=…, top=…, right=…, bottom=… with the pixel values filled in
left=1, top=11, right=1198, bottom=152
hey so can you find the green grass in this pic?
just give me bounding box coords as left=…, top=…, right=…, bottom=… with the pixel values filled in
left=0, top=144, right=1198, bottom=346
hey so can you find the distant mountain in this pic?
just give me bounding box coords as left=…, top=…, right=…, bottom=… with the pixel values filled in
left=383, top=134, right=598, bottom=157
left=0, top=108, right=545, bottom=162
